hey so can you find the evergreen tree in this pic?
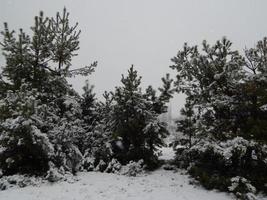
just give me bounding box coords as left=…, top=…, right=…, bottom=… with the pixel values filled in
left=0, top=24, right=33, bottom=89
left=242, top=37, right=267, bottom=142
left=109, top=66, right=173, bottom=168
left=170, top=37, right=245, bottom=140
left=175, top=99, right=196, bottom=149
left=0, top=9, right=97, bottom=176
left=82, top=91, right=114, bottom=171
left=0, top=8, right=96, bottom=93
left=170, top=37, right=267, bottom=196
left=81, top=80, right=97, bottom=126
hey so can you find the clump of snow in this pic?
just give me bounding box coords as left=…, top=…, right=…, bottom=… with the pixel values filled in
left=260, top=104, right=267, bottom=111
left=115, top=140, right=124, bottom=150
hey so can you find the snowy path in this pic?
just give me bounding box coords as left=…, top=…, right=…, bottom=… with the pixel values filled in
left=0, top=148, right=234, bottom=200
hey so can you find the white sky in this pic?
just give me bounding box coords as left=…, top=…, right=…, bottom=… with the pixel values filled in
left=1, top=0, right=267, bottom=117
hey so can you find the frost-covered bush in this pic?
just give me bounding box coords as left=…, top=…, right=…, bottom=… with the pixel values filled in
left=179, top=137, right=267, bottom=195
left=81, top=123, right=113, bottom=171
left=45, top=162, right=65, bottom=182
left=0, top=85, right=86, bottom=176
left=82, top=156, right=122, bottom=173
left=228, top=176, right=257, bottom=199
left=0, top=117, right=54, bottom=175
left=0, top=86, right=54, bottom=175
left=49, top=118, right=83, bottom=174
left=95, top=159, right=107, bottom=172
left=52, top=143, right=83, bottom=174
left=120, top=160, right=144, bottom=177
left=82, top=154, right=95, bottom=172
left=104, top=158, right=122, bottom=173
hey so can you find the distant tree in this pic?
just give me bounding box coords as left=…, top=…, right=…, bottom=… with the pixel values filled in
left=81, top=80, right=97, bottom=126
left=175, top=99, right=196, bottom=149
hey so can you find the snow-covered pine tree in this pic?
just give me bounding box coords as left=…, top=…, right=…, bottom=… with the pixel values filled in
left=81, top=80, right=98, bottom=128
left=0, top=23, right=33, bottom=90
left=76, top=80, right=99, bottom=156
left=0, top=8, right=97, bottom=94
left=82, top=91, right=114, bottom=171
left=170, top=37, right=245, bottom=141
left=109, top=66, right=173, bottom=168
left=0, top=8, right=97, bottom=176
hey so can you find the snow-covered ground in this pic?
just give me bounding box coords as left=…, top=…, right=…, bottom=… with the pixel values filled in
left=0, top=169, right=234, bottom=200
left=1, top=147, right=265, bottom=200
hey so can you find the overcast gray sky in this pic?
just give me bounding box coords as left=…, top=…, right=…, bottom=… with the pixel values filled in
left=1, top=0, right=267, bottom=117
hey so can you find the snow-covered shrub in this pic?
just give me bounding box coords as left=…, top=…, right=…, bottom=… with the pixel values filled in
left=0, top=87, right=84, bottom=176
left=104, top=158, right=122, bottom=173
left=95, top=159, right=107, bottom=172
left=0, top=86, right=54, bottom=175
left=179, top=137, right=267, bottom=195
left=45, top=162, right=64, bottom=182
left=120, top=160, right=144, bottom=177
left=82, top=153, right=95, bottom=172
left=228, top=176, right=257, bottom=199
left=52, top=142, right=83, bottom=174
left=81, top=123, right=113, bottom=171
left=47, top=95, right=85, bottom=174
left=0, top=174, right=43, bottom=190
left=0, top=117, right=54, bottom=175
